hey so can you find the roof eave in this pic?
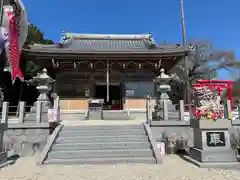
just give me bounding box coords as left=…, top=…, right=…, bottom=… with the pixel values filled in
left=22, top=48, right=189, bottom=56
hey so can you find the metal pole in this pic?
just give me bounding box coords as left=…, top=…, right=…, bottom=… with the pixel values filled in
left=106, top=61, right=109, bottom=102
left=0, top=0, right=4, bottom=26
left=180, top=0, right=189, bottom=103
left=180, top=0, right=187, bottom=47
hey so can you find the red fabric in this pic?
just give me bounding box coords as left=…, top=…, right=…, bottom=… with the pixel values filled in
left=112, top=107, right=121, bottom=110
left=7, top=11, right=24, bottom=82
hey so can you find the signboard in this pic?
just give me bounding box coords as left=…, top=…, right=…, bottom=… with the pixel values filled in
left=88, top=99, right=103, bottom=111
left=48, top=106, right=60, bottom=122
left=125, top=82, right=154, bottom=97
left=48, top=109, right=54, bottom=122
left=126, top=90, right=135, bottom=96
left=206, top=132, right=225, bottom=147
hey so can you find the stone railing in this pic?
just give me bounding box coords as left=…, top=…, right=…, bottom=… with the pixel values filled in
left=1, top=100, right=61, bottom=125
left=0, top=95, right=61, bottom=157
left=146, top=97, right=193, bottom=124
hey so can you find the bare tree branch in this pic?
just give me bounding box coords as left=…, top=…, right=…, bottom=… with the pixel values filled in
left=171, top=39, right=239, bottom=103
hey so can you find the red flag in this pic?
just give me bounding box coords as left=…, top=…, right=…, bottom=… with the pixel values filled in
left=1, top=0, right=28, bottom=83
left=6, top=10, right=24, bottom=82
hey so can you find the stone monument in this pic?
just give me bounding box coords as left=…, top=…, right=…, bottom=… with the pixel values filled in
left=152, top=68, right=180, bottom=121
left=25, top=68, right=55, bottom=123
left=184, top=86, right=239, bottom=168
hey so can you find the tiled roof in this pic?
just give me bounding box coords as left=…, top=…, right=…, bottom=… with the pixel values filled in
left=25, top=33, right=190, bottom=56
left=60, top=33, right=157, bottom=50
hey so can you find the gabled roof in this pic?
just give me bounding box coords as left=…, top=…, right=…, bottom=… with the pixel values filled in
left=24, top=32, right=189, bottom=56
left=59, top=32, right=156, bottom=50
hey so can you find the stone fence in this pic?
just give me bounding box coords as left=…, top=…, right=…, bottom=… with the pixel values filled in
left=146, top=97, right=192, bottom=123
left=0, top=96, right=60, bottom=157
left=146, top=98, right=240, bottom=155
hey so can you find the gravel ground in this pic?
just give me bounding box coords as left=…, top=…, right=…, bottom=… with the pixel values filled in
left=0, top=155, right=240, bottom=180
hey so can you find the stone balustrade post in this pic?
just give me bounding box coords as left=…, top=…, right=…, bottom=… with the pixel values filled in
left=146, top=96, right=149, bottom=122
left=148, top=98, right=152, bottom=122
left=1, top=102, right=9, bottom=124
left=163, top=100, right=168, bottom=121
left=36, top=101, right=42, bottom=123
left=225, top=100, right=232, bottom=120
left=235, top=100, right=240, bottom=121
left=19, top=101, right=26, bottom=123
left=53, top=95, right=60, bottom=110
left=179, top=100, right=184, bottom=121
left=148, top=99, right=153, bottom=121
left=53, top=95, right=60, bottom=122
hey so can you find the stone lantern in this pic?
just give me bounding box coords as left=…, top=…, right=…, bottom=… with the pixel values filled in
left=25, top=69, right=55, bottom=122
left=154, top=68, right=172, bottom=101
left=154, top=68, right=177, bottom=110
left=153, top=68, right=178, bottom=120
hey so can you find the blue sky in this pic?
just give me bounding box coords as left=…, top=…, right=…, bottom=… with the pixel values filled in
left=22, top=0, right=239, bottom=80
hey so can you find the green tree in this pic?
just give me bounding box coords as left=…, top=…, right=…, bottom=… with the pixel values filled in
left=25, top=23, right=54, bottom=45
left=21, top=23, right=54, bottom=78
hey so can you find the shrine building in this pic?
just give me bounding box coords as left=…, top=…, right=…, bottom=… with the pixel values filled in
left=21, top=33, right=189, bottom=110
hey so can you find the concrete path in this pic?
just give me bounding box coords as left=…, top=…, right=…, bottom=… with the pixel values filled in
left=1, top=155, right=240, bottom=180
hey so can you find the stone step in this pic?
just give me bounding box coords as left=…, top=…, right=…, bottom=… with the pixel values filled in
left=158, top=111, right=180, bottom=117
left=88, top=111, right=103, bottom=120
left=44, top=156, right=156, bottom=165
left=129, top=112, right=146, bottom=120
left=51, top=142, right=151, bottom=151
left=47, top=149, right=153, bottom=159
left=55, top=135, right=148, bottom=144
left=102, top=111, right=130, bottom=120
left=59, top=129, right=146, bottom=137
left=62, top=124, right=144, bottom=131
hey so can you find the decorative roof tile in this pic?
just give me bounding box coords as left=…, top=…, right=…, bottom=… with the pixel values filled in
left=60, top=33, right=156, bottom=50
left=29, top=43, right=59, bottom=49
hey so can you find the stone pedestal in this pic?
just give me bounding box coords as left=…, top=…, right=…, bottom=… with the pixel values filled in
left=184, top=119, right=240, bottom=168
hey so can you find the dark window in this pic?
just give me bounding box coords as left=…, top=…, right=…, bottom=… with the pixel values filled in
left=125, top=81, right=154, bottom=97
left=57, top=80, right=90, bottom=98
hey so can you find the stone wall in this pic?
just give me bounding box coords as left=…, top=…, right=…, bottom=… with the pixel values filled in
left=3, top=125, right=50, bottom=156
left=1, top=101, right=59, bottom=157
left=150, top=120, right=240, bottom=153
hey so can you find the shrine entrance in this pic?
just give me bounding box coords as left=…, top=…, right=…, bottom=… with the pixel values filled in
left=95, top=83, right=123, bottom=110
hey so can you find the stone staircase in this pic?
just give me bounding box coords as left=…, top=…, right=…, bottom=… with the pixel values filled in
left=102, top=110, right=130, bottom=120
left=43, top=124, right=157, bottom=164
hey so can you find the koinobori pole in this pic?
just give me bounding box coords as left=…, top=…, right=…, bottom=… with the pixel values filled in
left=180, top=0, right=189, bottom=103
left=106, top=61, right=109, bottom=102
left=180, top=0, right=187, bottom=47
left=0, top=0, right=4, bottom=25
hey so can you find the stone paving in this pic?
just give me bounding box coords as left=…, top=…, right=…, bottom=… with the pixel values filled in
left=1, top=155, right=240, bottom=180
